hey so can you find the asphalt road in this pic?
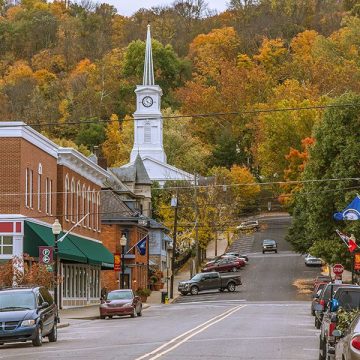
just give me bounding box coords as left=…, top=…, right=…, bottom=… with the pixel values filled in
left=0, top=214, right=322, bottom=359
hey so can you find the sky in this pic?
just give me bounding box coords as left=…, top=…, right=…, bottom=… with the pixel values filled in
left=108, top=0, right=229, bottom=16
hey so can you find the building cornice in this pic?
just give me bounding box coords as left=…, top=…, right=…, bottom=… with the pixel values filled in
left=0, top=122, right=58, bottom=158
left=58, top=148, right=109, bottom=186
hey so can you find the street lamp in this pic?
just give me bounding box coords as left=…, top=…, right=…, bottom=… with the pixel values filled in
left=52, top=219, right=62, bottom=307
left=120, top=234, right=127, bottom=289
left=170, top=192, right=178, bottom=299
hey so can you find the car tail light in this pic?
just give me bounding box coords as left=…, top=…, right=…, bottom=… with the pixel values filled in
left=351, top=336, right=360, bottom=350
left=319, top=299, right=325, bottom=308
left=329, top=322, right=336, bottom=336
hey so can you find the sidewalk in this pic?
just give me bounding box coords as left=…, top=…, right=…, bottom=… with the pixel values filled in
left=58, top=303, right=150, bottom=328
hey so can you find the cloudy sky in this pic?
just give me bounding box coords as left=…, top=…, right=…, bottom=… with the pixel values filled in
left=109, top=0, right=229, bottom=16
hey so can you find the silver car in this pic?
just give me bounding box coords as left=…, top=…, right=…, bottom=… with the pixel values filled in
left=305, top=254, right=323, bottom=266
left=333, top=314, right=360, bottom=359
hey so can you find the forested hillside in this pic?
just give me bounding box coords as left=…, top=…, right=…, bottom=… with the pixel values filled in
left=0, top=0, right=360, bottom=180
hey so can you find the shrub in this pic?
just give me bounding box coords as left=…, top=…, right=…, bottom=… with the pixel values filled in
left=135, top=287, right=151, bottom=297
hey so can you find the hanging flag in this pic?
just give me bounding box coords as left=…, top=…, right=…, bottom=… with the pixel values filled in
left=336, top=230, right=358, bottom=252
left=136, top=235, right=147, bottom=256
left=334, top=195, right=360, bottom=220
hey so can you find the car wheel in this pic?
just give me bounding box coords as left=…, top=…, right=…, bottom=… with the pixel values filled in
left=137, top=305, right=142, bottom=317
left=275, top=250, right=278, bottom=253
left=108, top=315, right=113, bottom=319
left=32, top=325, right=43, bottom=347
left=48, top=322, right=57, bottom=342
left=131, top=307, right=137, bottom=318
left=100, top=315, right=106, bottom=319
left=315, top=317, right=321, bottom=329
left=190, top=286, right=199, bottom=295
left=219, top=288, right=224, bottom=292
left=180, top=291, right=188, bottom=295
left=262, top=251, right=265, bottom=254
left=231, top=267, right=238, bottom=272
left=319, top=337, right=325, bottom=360
left=227, top=282, right=236, bottom=292
left=311, top=309, right=315, bottom=316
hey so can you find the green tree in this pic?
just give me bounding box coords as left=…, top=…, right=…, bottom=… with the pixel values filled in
left=287, top=93, right=360, bottom=257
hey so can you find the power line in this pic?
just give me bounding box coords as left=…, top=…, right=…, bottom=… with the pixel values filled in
left=1, top=177, right=359, bottom=197
left=1, top=103, right=358, bottom=128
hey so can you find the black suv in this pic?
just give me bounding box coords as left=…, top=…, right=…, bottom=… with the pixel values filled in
left=0, top=286, right=58, bottom=347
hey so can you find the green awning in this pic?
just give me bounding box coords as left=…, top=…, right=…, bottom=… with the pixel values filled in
left=68, top=234, right=114, bottom=269
left=24, top=221, right=87, bottom=263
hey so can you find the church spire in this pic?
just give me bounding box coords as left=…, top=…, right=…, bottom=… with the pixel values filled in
left=143, top=24, right=155, bottom=86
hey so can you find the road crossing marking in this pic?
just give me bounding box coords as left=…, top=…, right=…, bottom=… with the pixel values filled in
left=134, top=304, right=246, bottom=360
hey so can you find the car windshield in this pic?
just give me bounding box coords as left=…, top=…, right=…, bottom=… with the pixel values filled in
left=337, top=290, right=360, bottom=310
left=263, top=240, right=275, bottom=244
left=107, top=291, right=133, bottom=300
left=322, top=285, right=345, bottom=301
left=0, top=291, right=36, bottom=311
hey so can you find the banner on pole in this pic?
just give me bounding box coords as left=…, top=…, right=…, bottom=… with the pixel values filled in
left=114, top=253, right=121, bottom=271
left=354, top=253, right=360, bottom=271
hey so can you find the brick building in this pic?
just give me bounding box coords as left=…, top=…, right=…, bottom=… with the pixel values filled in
left=0, top=122, right=114, bottom=308
left=100, top=158, right=151, bottom=292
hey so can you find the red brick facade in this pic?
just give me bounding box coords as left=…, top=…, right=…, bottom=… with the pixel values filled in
left=101, top=224, right=149, bottom=292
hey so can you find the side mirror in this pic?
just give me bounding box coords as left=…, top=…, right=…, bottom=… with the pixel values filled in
left=330, top=299, right=339, bottom=312
left=39, top=302, right=49, bottom=309
left=332, top=329, right=342, bottom=338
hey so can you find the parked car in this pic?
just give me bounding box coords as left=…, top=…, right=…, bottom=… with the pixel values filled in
left=0, top=286, right=58, bottom=347
left=315, top=275, right=333, bottom=287
left=319, top=286, right=360, bottom=360
left=236, top=220, right=259, bottom=231
left=305, top=254, right=324, bottom=266
left=315, top=283, right=349, bottom=329
left=311, top=282, right=328, bottom=316
left=262, top=239, right=278, bottom=254
left=205, top=254, right=247, bottom=266
left=99, top=289, right=142, bottom=319
left=178, top=272, right=242, bottom=295
left=224, top=252, right=249, bottom=262
left=333, top=313, right=360, bottom=360
left=202, top=257, right=245, bottom=272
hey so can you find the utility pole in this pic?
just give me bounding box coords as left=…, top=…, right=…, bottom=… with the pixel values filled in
left=170, top=189, right=178, bottom=299
left=194, top=173, right=200, bottom=273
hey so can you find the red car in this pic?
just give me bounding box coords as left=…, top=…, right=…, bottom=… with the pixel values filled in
left=99, top=289, right=142, bottom=319
left=202, top=258, right=245, bottom=272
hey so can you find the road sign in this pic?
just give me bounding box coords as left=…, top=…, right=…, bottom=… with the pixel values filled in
left=333, top=263, right=344, bottom=275
left=39, top=246, right=53, bottom=265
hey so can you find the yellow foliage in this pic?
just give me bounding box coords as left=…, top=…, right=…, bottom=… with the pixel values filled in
left=254, top=38, right=287, bottom=70
left=6, top=6, right=23, bottom=21
left=34, top=69, right=57, bottom=86
left=4, top=61, right=33, bottom=85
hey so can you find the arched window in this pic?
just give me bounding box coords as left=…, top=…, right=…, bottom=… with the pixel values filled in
left=76, top=181, right=81, bottom=224
left=37, top=163, right=42, bottom=211
left=65, top=175, right=69, bottom=221
left=87, top=186, right=91, bottom=228
left=71, top=178, right=75, bottom=223
left=144, top=121, right=151, bottom=143
left=92, top=190, right=96, bottom=230
left=82, top=185, right=86, bottom=227
left=97, top=192, right=101, bottom=232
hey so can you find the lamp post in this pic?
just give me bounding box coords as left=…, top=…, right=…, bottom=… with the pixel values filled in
left=120, top=234, right=127, bottom=289
left=52, top=219, right=62, bottom=307
left=170, top=192, right=178, bottom=299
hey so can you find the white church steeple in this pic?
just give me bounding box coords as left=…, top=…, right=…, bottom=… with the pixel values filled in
left=130, top=25, right=166, bottom=164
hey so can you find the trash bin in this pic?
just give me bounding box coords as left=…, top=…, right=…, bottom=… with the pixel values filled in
left=161, top=291, right=168, bottom=304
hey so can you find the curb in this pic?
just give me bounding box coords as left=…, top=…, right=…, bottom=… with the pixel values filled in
left=58, top=322, right=70, bottom=329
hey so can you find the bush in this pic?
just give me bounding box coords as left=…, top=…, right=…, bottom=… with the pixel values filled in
left=135, top=287, right=151, bottom=297
left=336, top=308, right=360, bottom=332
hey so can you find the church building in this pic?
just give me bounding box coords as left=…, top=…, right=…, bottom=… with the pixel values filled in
left=121, top=25, right=194, bottom=186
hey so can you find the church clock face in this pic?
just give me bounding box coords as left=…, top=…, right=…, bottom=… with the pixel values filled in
left=142, top=96, right=154, bottom=108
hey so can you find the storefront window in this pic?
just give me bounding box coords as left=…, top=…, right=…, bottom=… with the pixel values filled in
left=0, top=236, right=13, bottom=255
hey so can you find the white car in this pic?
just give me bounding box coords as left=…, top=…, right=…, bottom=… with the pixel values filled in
left=304, top=254, right=323, bottom=266
left=236, top=220, right=259, bottom=231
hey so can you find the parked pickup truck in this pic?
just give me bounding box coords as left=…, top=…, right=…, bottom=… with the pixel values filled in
left=178, top=272, right=242, bottom=296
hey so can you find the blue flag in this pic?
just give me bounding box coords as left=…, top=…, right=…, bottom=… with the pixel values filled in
left=334, top=195, right=360, bottom=221
left=136, top=236, right=147, bottom=256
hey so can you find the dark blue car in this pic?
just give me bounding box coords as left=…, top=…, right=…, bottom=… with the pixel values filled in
left=0, top=286, right=58, bottom=347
